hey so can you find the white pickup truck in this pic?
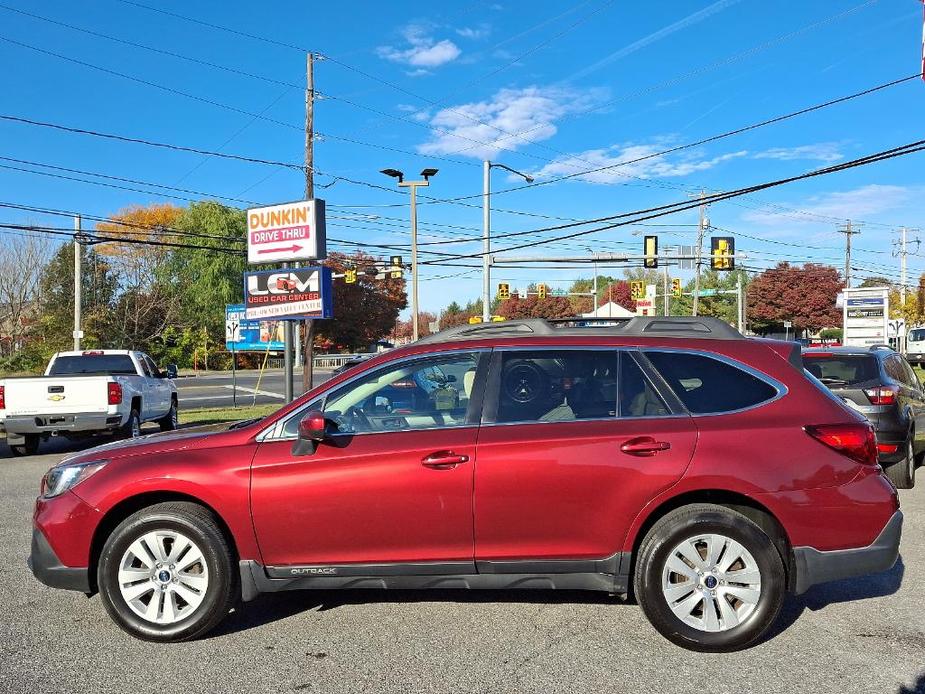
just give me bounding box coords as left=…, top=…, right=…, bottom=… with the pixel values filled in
left=0, top=350, right=178, bottom=456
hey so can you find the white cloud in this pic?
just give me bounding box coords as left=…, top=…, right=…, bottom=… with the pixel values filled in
left=740, top=184, right=913, bottom=226
left=378, top=24, right=461, bottom=69
left=456, top=24, right=491, bottom=40
left=754, top=143, right=844, bottom=163
left=417, top=86, right=605, bottom=159
left=530, top=143, right=748, bottom=184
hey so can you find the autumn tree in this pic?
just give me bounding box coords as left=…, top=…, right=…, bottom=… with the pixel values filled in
left=0, top=233, right=48, bottom=358
left=497, top=295, right=575, bottom=319
left=96, top=204, right=185, bottom=353
left=316, top=252, right=408, bottom=351
left=393, top=311, right=437, bottom=343
left=746, top=263, right=842, bottom=334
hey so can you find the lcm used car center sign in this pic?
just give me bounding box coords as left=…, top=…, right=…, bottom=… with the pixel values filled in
left=246, top=199, right=326, bottom=264
left=244, top=267, right=334, bottom=320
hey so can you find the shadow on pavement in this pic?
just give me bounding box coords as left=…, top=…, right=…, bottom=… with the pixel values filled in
left=899, top=672, right=925, bottom=694
left=762, top=555, right=905, bottom=642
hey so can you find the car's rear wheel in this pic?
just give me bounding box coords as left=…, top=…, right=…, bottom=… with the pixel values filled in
left=9, top=434, right=40, bottom=457
left=634, top=503, right=785, bottom=652
left=119, top=409, right=141, bottom=439
left=884, top=438, right=915, bottom=489
left=97, top=502, right=236, bottom=641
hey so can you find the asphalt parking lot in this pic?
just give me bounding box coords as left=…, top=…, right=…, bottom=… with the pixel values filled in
left=1, top=447, right=923, bottom=694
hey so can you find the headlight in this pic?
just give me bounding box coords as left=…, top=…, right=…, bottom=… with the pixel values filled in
left=41, top=460, right=108, bottom=498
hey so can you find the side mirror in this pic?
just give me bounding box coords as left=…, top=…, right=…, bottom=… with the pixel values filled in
left=292, top=409, right=327, bottom=455
left=165, top=364, right=178, bottom=379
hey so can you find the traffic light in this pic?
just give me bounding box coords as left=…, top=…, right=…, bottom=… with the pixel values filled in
left=537, top=283, right=547, bottom=299
left=630, top=281, right=645, bottom=300
left=711, top=237, right=735, bottom=270
left=345, top=269, right=357, bottom=284
left=671, top=278, right=682, bottom=297
left=468, top=316, right=483, bottom=324
left=389, top=255, right=403, bottom=279
left=490, top=315, right=506, bottom=322
left=643, top=235, right=658, bottom=268
left=498, top=282, right=510, bottom=300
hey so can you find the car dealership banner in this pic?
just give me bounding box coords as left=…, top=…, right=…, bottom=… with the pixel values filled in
left=244, top=267, right=333, bottom=321
left=842, top=286, right=889, bottom=347
left=246, top=199, right=326, bottom=264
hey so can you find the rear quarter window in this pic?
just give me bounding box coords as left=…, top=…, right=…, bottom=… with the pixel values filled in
left=643, top=351, right=779, bottom=414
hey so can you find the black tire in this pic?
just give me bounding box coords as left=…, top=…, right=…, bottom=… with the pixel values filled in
left=9, top=433, right=40, bottom=457
left=159, top=398, right=179, bottom=432
left=119, top=409, right=141, bottom=440
left=634, top=503, right=786, bottom=652
left=884, top=438, right=915, bottom=490
left=97, top=502, right=236, bottom=642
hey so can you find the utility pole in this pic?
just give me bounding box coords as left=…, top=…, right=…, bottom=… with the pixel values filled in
left=898, top=226, right=908, bottom=306
left=301, top=52, right=315, bottom=395
left=73, top=215, right=82, bottom=351
left=482, top=161, right=533, bottom=322
left=736, top=272, right=744, bottom=333
left=482, top=161, right=491, bottom=322
left=592, top=257, right=599, bottom=313
left=663, top=263, right=670, bottom=316
left=837, top=220, right=861, bottom=287
left=692, top=190, right=707, bottom=316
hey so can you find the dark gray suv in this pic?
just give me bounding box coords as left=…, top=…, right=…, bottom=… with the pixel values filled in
left=803, top=345, right=923, bottom=489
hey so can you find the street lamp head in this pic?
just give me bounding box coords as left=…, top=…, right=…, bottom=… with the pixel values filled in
left=380, top=168, right=404, bottom=183
left=420, top=168, right=439, bottom=180
left=524, top=175, right=535, bottom=184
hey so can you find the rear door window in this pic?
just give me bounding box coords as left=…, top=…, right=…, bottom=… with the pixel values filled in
left=802, top=354, right=880, bottom=387
left=494, top=350, right=618, bottom=423
left=619, top=353, right=670, bottom=417
left=643, top=351, right=778, bottom=414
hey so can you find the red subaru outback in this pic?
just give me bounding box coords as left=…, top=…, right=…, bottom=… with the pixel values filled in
left=29, top=317, right=902, bottom=651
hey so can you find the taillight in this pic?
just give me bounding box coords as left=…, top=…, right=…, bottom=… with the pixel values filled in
left=0, top=385, right=5, bottom=410
left=805, top=423, right=878, bottom=466
left=864, top=386, right=898, bottom=405
left=107, top=382, right=122, bottom=405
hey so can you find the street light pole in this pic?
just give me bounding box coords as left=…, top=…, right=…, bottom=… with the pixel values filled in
left=382, top=168, right=439, bottom=342
left=483, top=161, right=534, bottom=322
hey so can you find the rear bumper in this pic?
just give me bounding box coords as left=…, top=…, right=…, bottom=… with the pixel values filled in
left=1, top=412, right=123, bottom=436
left=792, top=510, right=902, bottom=595
left=28, top=528, right=91, bottom=593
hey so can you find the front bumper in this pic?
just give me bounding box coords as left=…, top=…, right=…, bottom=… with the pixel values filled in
left=28, top=528, right=91, bottom=593
left=792, top=510, right=903, bottom=595
left=2, top=412, right=123, bottom=436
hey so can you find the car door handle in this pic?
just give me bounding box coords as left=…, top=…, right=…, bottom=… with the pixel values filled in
left=620, top=436, right=671, bottom=457
left=421, top=451, right=470, bottom=469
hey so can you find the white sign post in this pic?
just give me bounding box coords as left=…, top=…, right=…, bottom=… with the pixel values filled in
left=842, top=286, right=889, bottom=347
left=246, top=199, right=327, bottom=264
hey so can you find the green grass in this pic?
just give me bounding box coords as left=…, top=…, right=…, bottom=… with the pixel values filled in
left=180, top=404, right=280, bottom=427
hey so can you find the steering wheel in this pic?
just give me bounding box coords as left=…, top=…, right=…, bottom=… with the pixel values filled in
left=502, top=361, right=548, bottom=404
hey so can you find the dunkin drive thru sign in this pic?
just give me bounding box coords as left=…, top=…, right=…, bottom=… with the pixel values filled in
left=246, top=200, right=326, bottom=264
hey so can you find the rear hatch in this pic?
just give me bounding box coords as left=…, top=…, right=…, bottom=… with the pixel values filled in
left=2, top=376, right=111, bottom=416
left=802, top=352, right=885, bottom=422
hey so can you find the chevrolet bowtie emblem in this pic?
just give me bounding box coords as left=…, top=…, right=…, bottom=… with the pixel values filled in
left=47, top=394, right=65, bottom=401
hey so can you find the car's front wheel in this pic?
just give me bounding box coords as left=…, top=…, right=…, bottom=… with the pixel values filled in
left=97, top=502, right=236, bottom=641
left=634, top=503, right=785, bottom=652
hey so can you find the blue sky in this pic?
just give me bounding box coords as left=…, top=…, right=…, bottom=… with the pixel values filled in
left=1, top=0, right=924, bottom=314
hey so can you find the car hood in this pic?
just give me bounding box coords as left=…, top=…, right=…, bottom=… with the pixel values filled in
left=60, top=421, right=254, bottom=464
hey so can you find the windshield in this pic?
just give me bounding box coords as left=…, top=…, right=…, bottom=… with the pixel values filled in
left=802, top=354, right=879, bottom=386
left=908, top=328, right=925, bottom=343
left=48, top=355, right=137, bottom=376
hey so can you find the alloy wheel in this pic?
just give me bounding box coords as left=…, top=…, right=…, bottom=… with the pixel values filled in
left=117, top=530, right=209, bottom=625
left=661, top=533, right=762, bottom=633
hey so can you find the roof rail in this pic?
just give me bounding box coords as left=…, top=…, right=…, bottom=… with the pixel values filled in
left=868, top=344, right=895, bottom=351
left=415, top=316, right=742, bottom=344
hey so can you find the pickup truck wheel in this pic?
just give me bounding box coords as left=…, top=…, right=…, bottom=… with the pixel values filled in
left=159, top=400, right=178, bottom=432
left=97, top=502, right=236, bottom=642
left=634, top=503, right=785, bottom=652
left=9, top=434, right=40, bottom=457
left=119, top=410, right=141, bottom=439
